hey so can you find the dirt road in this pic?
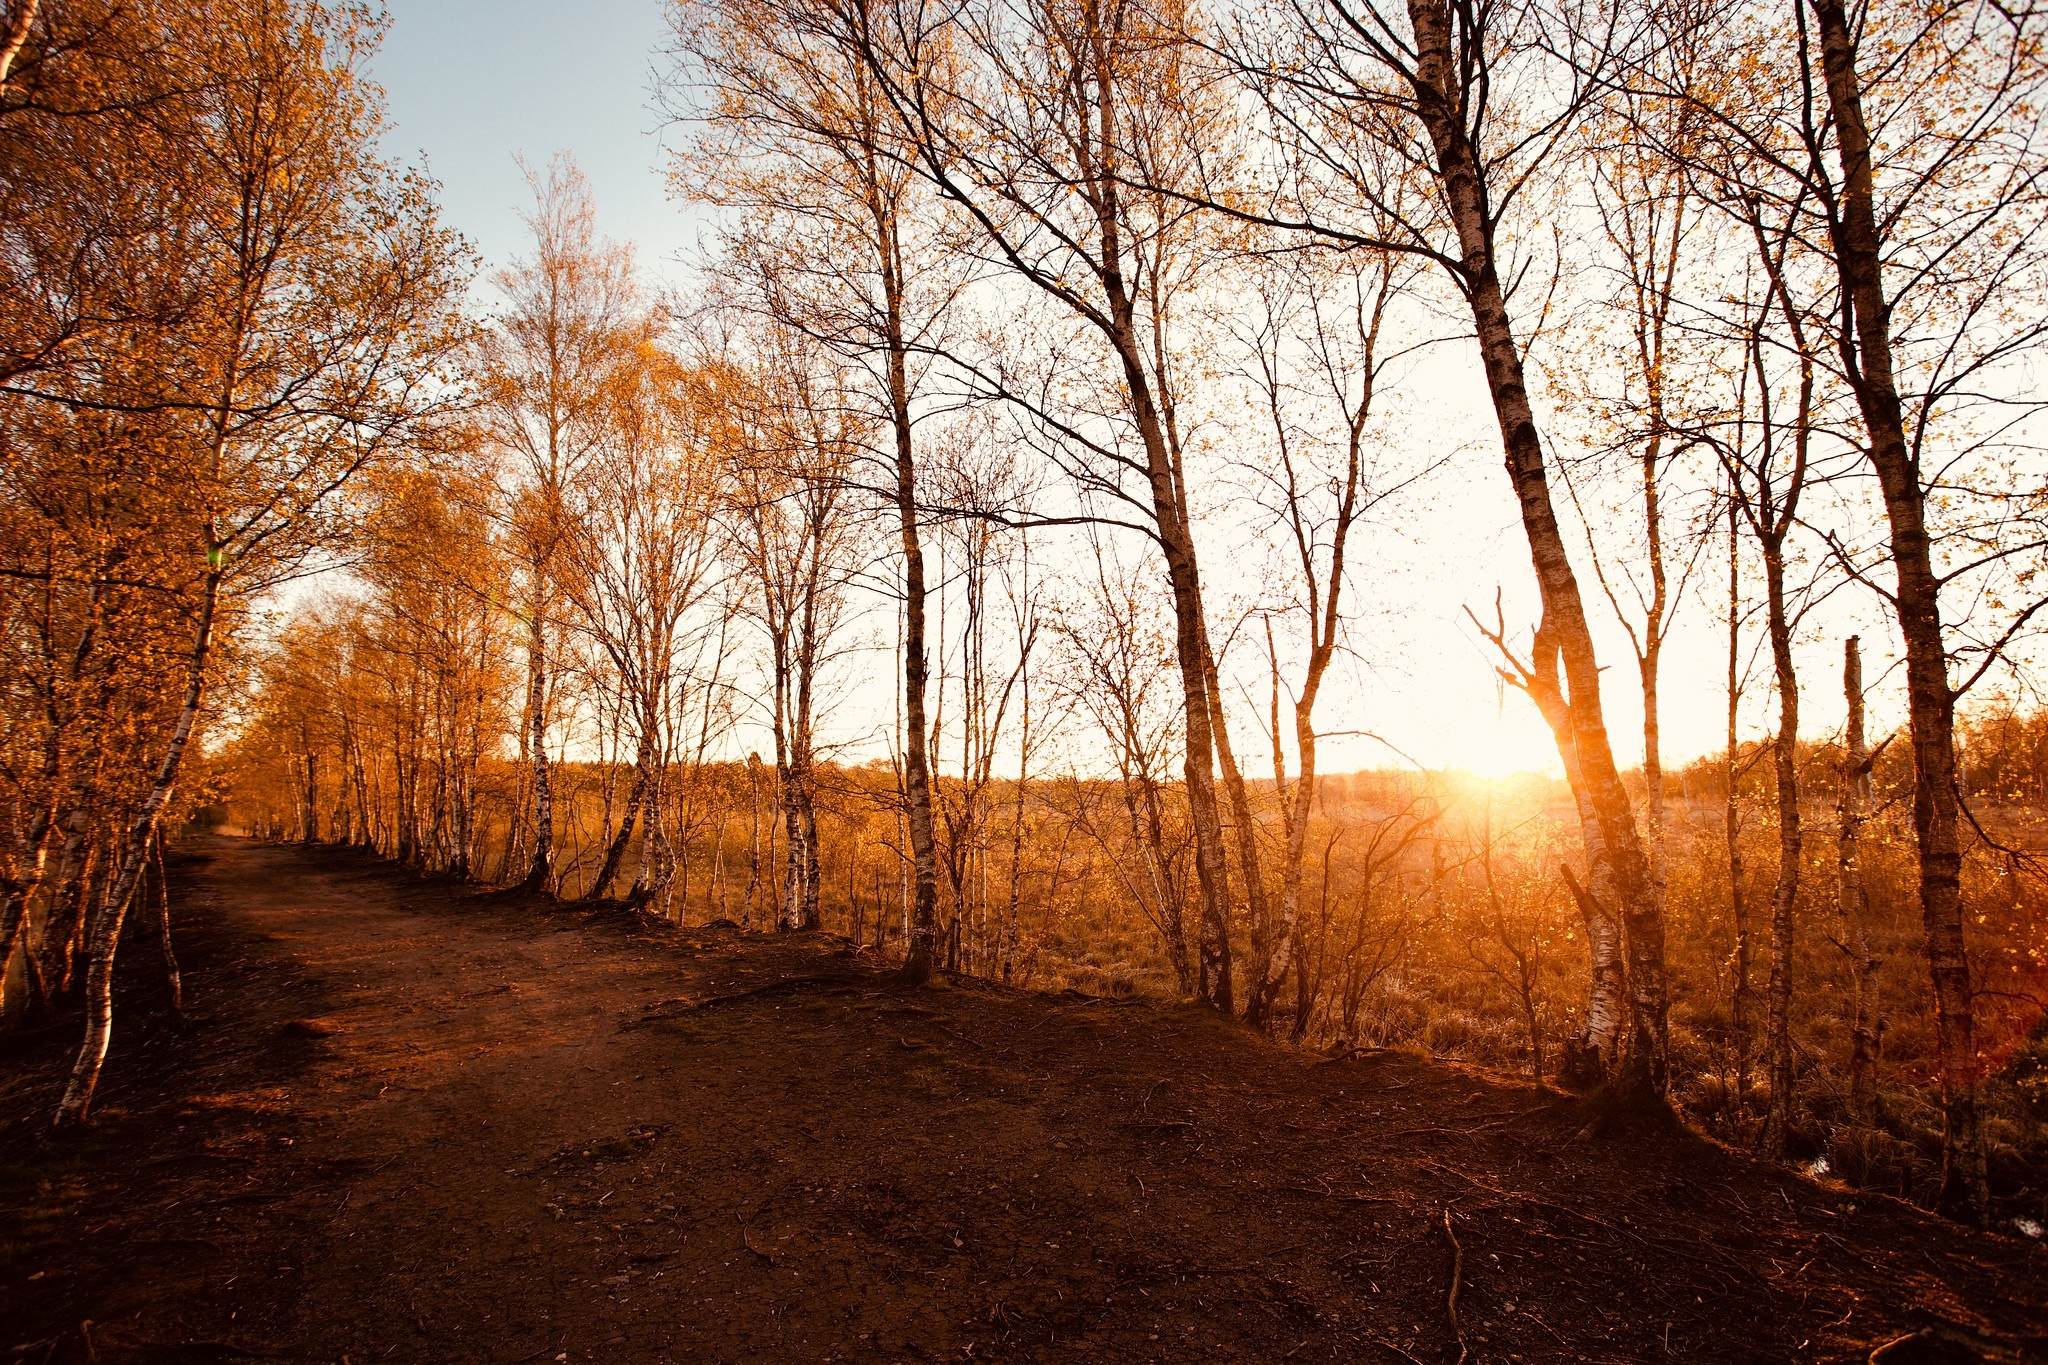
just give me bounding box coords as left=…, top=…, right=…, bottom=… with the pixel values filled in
left=1, top=838, right=2042, bottom=1362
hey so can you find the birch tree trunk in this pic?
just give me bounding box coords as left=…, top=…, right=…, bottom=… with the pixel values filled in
left=1636, top=443, right=1669, bottom=923
left=777, top=712, right=810, bottom=932
left=41, top=805, right=94, bottom=995
left=1808, top=0, right=1984, bottom=1219
left=1407, top=0, right=1664, bottom=1091
left=850, top=6, right=1237, bottom=1005
left=150, top=828, right=181, bottom=1017
left=1726, top=503, right=1754, bottom=1108
left=1201, top=621, right=1267, bottom=1013
left=585, top=729, right=653, bottom=902
left=745, top=752, right=763, bottom=926
left=798, top=771, right=821, bottom=931
left=299, top=725, right=320, bottom=843
left=791, top=533, right=826, bottom=932
left=54, top=566, right=219, bottom=1126
left=1155, top=470, right=1234, bottom=1011
left=521, top=602, right=555, bottom=893
left=1518, top=656, right=1627, bottom=1081
left=883, top=237, right=943, bottom=983
left=0, top=805, right=56, bottom=1015
left=2, top=577, right=109, bottom=1010
left=1110, top=319, right=1234, bottom=1009
left=1760, top=541, right=1802, bottom=1155
left=1836, top=636, right=1881, bottom=1122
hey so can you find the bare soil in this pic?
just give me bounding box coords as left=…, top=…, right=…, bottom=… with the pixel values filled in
left=1, top=836, right=2043, bottom=1363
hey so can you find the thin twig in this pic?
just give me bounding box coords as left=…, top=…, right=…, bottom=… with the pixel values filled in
left=1444, top=1208, right=1467, bottom=1365
left=738, top=1215, right=774, bottom=1263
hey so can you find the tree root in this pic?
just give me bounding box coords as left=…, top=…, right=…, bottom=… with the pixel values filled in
left=638, top=973, right=856, bottom=1019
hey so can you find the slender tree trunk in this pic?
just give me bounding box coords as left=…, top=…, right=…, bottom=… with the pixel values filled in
left=712, top=807, right=730, bottom=917
left=585, top=730, right=653, bottom=902
left=38, top=815, right=90, bottom=996
left=770, top=632, right=808, bottom=931
left=0, top=805, right=55, bottom=1016
left=798, top=772, right=820, bottom=930
left=792, top=566, right=824, bottom=932
left=1407, top=0, right=1663, bottom=1091
left=396, top=734, right=419, bottom=867
left=1168, top=558, right=1232, bottom=1009
left=55, top=567, right=219, bottom=1126
left=1638, top=509, right=1668, bottom=922
left=521, top=602, right=554, bottom=894
left=779, top=758, right=806, bottom=930
left=1253, top=351, right=1375, bottom=1026
left=1837, top=636, right=1881, bottom=1121
left=745, top=753, right=763, bottom=926
left=1113, top=347, right=1233, bottom=1009
left=1518, top=622, right=1626, bottom=1085
left=5, top=564, right=111, bottom=1014
left=1760, top=541, right=1802, bottom=1155
left=356, top=730, right=374, bottom=849
left=1255, top=625, right=1319, bottom=1027
left=151, top=829, right=181, bottom=1018
left=1808, top=0, right=1983, bottom=1219
left=1201, top=621, right=1268, bottom=1015
left=889, top=316, right=942, bottom=980
left=1634, top=206, right=1679, bottom=927
left=859, top=15, right=1234, bottom=1003
left=633, top=776, right=676, bottom=909
left=1727, top=503, right=1754, bottom=1110
left=300, top=731, right=319, bottom=843
left=48, top=835, right=97, bottom=996
left=1559, top=851, right=1628, bottom=1079
left=1003, top=629, right=1031, bottom=984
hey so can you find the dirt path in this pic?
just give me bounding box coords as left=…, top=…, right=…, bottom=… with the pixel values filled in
left=2, top=838, right=2044, bottom=1363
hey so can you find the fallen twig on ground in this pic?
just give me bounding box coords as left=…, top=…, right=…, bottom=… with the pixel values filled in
left=738, top=1215, right=774, bottom=1263
left=1444, top=1208, right=1467, bottom=1365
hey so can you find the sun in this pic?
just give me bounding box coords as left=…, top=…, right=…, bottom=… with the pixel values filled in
left=1436, top=697, right=1564, bottom=780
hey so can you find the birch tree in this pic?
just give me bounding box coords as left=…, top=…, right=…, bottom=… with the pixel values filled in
left=558, top=341, right=723, bottom=902
left=1232, top=0, right=1672, bottom=1091
left=668, top=0, right=962, bottom=978
left=1234, top=246, right=1420, bottom=1026
left=847, top=0, right=1250, bottom=1005
left=478, top=157, right=651, bottom=896
left=716, top=329, right=862, bottom=931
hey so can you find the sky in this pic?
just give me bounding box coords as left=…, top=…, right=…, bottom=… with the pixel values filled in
left=362, top=0, right=1914, bottom=781
left=372, top=0, right=705, bottom=287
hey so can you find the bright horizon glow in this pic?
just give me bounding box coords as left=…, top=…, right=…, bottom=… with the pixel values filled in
left=1428, top=700, right=1566, bottom=781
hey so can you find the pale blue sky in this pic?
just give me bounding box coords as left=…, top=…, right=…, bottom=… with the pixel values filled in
left=373, top=0, right=707, bottom=285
